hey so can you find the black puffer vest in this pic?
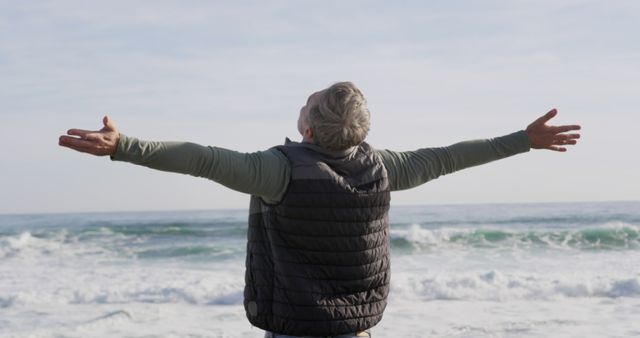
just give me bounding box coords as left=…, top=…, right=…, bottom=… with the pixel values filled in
left=243, top=139, right=391, bottom=336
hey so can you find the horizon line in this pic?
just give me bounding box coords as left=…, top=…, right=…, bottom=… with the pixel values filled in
left=1, top=199, right=638, bottom=217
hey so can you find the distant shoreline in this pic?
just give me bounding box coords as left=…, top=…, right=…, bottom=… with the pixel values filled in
left=1, top=200, right=638, bottom=217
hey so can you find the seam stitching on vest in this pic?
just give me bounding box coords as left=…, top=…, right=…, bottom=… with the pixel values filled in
left=249, top=252, right=387, bottom=268
left=252, top=254, right=389, bottom=268
left=283, top=189, right=389, bottom=195
left=251, top=283, right=390, bottom=296
left=275, top=203, right=390, bottom=210
left=250, top=312, right=384, bottom=322
left=248, top=239, right=388, bottom=253
left=260, top=298, right=388, bottom=308
left=248, top=223, right=387, bottom=236
left=249, top=223, right=387, bottom=238
left=251, top=213, right=388, bottom=220
left=265, top=216, right=387, bottom=224
left=250, top=267, right=389, bottom=282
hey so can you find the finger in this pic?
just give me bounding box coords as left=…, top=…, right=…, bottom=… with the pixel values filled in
left=59, top=135, right=97, bottom=148
left=546, top=145, right=567, bottom=152
left=59, top=138, right=104, bottom=155
left=103, top=115, right=117, bottom=131
left=552, top=139, right=577, bottom=145
left=533, top=108, right=557, bottom=126
left=555, top=133, right=581, bottom=140
left=62, top=143, right=96, bottom=154
left=67, top=144, right=103, bottom=156
left=84, top=133, right=102, bottom=141
left=551, top=125, right=581, bottom=133
left=67, top=129, right=94, bottom=137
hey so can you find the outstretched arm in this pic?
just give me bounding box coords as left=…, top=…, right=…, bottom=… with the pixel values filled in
left=377, top=109, right=581, bottom=191
left=59, top=116, right=290, bottom=203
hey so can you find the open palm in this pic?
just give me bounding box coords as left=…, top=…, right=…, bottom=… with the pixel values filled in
left=526, top=109, right=581, bottom=152
left=58, top=116, right=120, bottom=156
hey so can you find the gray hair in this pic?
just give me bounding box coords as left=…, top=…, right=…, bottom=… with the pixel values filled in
left=308, top=82, right=371, bottom=151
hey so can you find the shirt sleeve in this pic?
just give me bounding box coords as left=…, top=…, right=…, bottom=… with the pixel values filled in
left=111, top=134, right=290, bottom=204
left=375, top=130, right=531, bottom=191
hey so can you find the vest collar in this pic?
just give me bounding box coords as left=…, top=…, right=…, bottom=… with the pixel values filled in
left=284, top=138, right=357, bottom=158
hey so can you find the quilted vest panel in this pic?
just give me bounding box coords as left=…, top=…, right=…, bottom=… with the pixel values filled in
left=244, top=140, right=391, bottom=336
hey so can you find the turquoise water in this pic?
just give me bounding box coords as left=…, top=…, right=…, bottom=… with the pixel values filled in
left=2, top=202, right=638, bottom=261
left=1, top=202, right=639, bottom=337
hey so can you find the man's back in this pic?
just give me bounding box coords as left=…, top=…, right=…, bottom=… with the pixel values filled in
left=245, top=140, right=390, bottom=336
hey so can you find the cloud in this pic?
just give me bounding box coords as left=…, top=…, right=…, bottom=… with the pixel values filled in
left=1, top=0, right=638, bottom=212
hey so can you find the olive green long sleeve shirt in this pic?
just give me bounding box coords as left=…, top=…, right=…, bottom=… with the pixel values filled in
left=112, top=131, right=531, bottom=204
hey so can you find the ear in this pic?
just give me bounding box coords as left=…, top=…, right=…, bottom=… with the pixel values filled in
left=302, top=126, right=314, bottom=143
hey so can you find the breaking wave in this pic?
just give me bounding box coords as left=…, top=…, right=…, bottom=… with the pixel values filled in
left=390, top=222, right=640, bottom=252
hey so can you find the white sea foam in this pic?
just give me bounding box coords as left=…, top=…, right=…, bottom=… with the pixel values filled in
left=0, top=232, right=37, bottom=258
left=2, top=261, right=638, bottom=313
left=0, top=231, right=112, bottom=261
left=391, top=271, right=640, bottom=301
left=2, top=204, right=639, bottom=337
left=0, top=234, right=247, bottom=307
left=389, top=222, right=640, bottom=251
left=391, top=224, right=475, bottom=247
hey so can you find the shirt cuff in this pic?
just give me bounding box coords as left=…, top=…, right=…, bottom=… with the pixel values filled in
left=110, top=133, right=133, bottom=162
left=514, top=130, right=532, bottom=153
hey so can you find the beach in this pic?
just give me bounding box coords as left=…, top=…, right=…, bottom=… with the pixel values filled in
left=1, top=202, right=639, bottom=337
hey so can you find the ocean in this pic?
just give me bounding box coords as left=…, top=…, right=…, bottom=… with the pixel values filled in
left=1, top=202, right=639, bottom=338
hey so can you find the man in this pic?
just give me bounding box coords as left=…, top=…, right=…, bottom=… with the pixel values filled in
left=59, top=82, right=580, bottom=338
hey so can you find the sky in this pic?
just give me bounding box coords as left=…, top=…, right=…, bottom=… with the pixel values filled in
left=1, top=0, right=638, bottom=214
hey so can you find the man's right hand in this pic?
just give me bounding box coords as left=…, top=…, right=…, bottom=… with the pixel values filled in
left=59, top=116, right=120, bottom=156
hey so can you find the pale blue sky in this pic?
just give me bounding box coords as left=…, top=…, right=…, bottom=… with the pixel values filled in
left=1, top=0, right=638, bottom=213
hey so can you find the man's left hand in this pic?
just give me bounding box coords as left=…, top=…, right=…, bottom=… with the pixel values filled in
left=526, top=109, right=581, bottom=152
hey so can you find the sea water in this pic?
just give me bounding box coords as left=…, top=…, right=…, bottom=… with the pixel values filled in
left=1, top=202, right=639, bottom=338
